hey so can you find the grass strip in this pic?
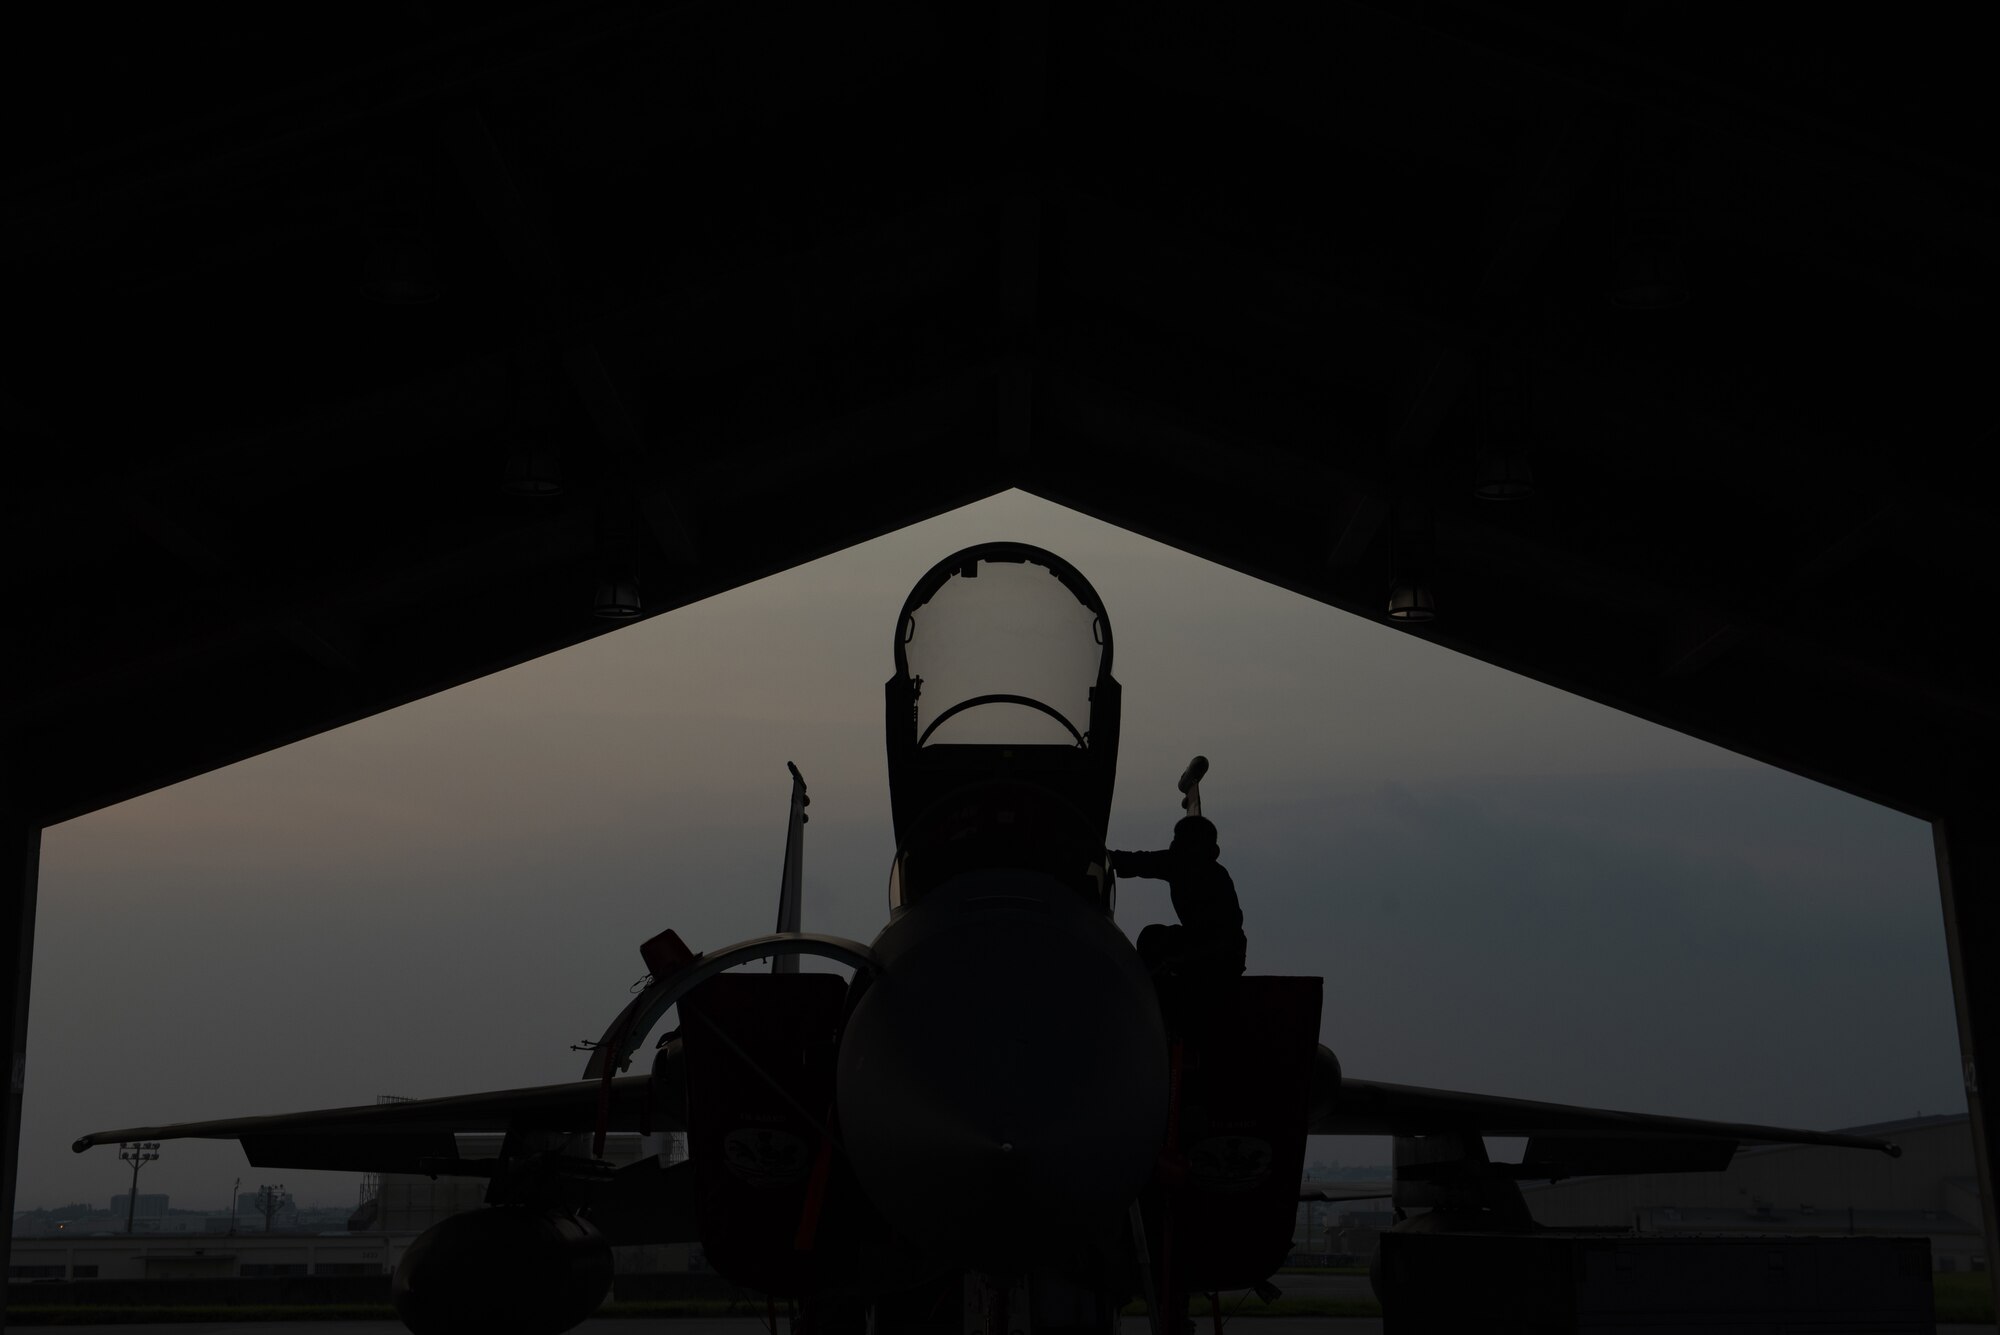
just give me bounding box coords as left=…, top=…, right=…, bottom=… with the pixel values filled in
left=1932, top=1272, right=1994, bottom=1323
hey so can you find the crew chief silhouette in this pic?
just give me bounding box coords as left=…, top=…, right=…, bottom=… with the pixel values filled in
left=1110, top=815, right=1247, bottom=983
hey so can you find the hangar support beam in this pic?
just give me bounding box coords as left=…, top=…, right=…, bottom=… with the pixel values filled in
left=1, top=808, right=41, bottom=1335
left=1934, top=811, right=2000, bottom=1312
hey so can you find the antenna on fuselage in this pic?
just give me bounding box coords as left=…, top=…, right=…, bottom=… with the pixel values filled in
left=774, top=762, right=808, bottom=973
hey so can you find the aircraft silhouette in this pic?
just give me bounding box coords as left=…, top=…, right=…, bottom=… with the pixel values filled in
left=76, top=542, right=1899, bottom=1335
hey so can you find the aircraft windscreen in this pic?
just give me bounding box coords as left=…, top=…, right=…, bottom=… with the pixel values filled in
left=903, top=556, right=1106, bottom=747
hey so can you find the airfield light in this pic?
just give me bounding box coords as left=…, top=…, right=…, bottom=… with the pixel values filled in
left=118, top=1141, right=160, bottom=1234
left=256, top=1183, right=288, bottom=1233
left=1386, top=580, right=1437, bottom=623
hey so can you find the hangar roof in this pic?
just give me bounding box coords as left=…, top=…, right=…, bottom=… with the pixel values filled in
left=6, top=3, right=1990, bottom=824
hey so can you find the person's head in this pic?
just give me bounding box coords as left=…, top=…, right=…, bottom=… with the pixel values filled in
left=1171, top=816, right=1219, bottom=862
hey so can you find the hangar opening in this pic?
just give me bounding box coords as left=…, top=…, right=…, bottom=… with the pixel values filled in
left=15, top=494, right=1967, bottom=1274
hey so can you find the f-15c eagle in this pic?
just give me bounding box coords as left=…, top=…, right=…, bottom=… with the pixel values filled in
left=77, top=542, right=1897, bottom=1335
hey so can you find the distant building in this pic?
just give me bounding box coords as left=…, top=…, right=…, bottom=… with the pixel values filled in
left=108, top=1194, right=168, bottom=1219
left=11, top=1211, right=116, bottom=1239
left=13, top=1131, right=693, bottom=1279
left=111, top=1215, right=214, bottom=1235
left=1519, top=1113, right=1984, bottom=1272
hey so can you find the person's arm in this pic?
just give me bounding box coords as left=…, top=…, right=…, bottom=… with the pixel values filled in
left=1111, top=848, right=1174, bottom=880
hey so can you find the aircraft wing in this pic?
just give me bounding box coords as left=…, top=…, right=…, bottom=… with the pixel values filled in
left=1311, top=1052, right=1898, bottom=1177
left=71, top=1074, right=677, bottom=1175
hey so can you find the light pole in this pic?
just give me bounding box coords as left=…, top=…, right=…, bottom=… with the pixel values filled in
left=229, top=1176, right=241, bottom=1236
left=118, top=1142, right=159, bottom=1234
left=256, top=1183, right=287, bottom=1233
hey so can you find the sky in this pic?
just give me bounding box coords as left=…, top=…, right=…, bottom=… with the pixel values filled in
left=20, top=489, right=1965, bottom=1212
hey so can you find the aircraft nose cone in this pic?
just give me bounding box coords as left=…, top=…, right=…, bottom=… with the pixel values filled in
left=837, top=870, right=1169, bottom=1268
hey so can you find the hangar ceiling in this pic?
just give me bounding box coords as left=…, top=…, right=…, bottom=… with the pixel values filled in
left=5, top=2, right=1990, bottom=827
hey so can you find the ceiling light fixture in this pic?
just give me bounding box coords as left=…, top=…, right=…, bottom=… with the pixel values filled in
left=360, top=229, right=442, bottom=306
left=499, top=357, right=567, bottom=496
left=1387, top=499, right=1438, bottom=623
left=1606, top=232, right=1691, bottom=310
left=1386, top=579, right=1437, bottom=623
left=1472, top=450, right=1536, bottom=501
left=500, top=440, right=563, bottom=497
left=592, top=572, right=642, bottom=619
left=1608, top=118, right=1693, bottom=310
left=1473, top=359, right=1538, bottom=500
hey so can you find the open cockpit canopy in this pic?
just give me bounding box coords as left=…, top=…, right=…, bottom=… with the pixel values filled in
left=894, top=544, right=1112, bottom=749
left=884, top=544, right=1123, bottom=913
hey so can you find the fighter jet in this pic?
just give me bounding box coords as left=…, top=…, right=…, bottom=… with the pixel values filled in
left=75, top=542, right=1900, bottom=1335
